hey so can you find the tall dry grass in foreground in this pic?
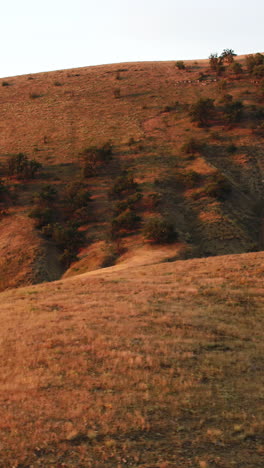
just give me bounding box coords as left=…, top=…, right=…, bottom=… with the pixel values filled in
left=0, top=251, right=263, bottom=467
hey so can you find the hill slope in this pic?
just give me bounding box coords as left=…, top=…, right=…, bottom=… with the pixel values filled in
left=0, top=251, right=263, bottom=467
left=0, top=55, right=263, bottom=289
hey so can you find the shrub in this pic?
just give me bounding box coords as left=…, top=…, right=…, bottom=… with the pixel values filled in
left=81, top=143, right=112, bottom=177
left=176, top=61, right=185, bottom=70
left=143, top=217, right=176, bottom=243
left=226, top=143, right=237, bottom=153
left=252, top=64, right=264, bottom=78
left=2, top=81, right=10, bottom=87
left=114, top=88, right=121, bottom=98
left=8, top=153, right=42, bottom=179
left=63, top=181, right=91, bottom=210
left=30, top=92, right=42, bottom=99
left=245, top=53, right=264, bottom=73
left=114, top=192, right=142, bottom=215
left=204, top=174, right=231, bottom=200
left=221, top=49, right=237, bottom=63
left=189, top=98, right=215, bottom=127
left=59, top=249, right=77, bottom=267
left=112, top=209, right=140, bottom=232
left=108, top=171, right=138, bottom=198
left=51, top=222, right=84, bottom=250
left=230, top=62, right=243, bottom=76
left=224, top=100, right=244, bottom=123
left=177, top=170, right=201, bottom=188
left=181, top=137, right=203, bottom=154
left=34, top=185, right=57, bottom=203
left=29, top=206, right=55, bottom=228
left=209, top=54, right=225, bottom=75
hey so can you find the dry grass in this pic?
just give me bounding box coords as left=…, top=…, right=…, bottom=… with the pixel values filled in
left=0, top=251, right=263, bottom=467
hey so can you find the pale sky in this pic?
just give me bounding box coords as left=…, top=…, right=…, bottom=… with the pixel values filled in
left=0, top=0, right=263, bottom=78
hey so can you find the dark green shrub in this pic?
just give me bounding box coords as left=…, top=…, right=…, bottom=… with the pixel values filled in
left=63, top=181, right=91, bottom=210
left=51, top=222, right=85, bottom=250
left=204, top=174, right=231, bottom=200
left=112, top=209, right=140, bottom=232
left=30, top=92, right=42, bottom=99
left=176, top=61, right=185, bottom=70
left=34, top=185, right=57, bottom=203
left=114, top=192, right=142, bottom=214
left=227, top=144, right=237, bottom=153
left=2, top=81, right=10, bottom=87
left=29, top=206, right=55, bottom=228
left=181, top=138, right=204, bottom=154
left=229, top=62, right=243, bottom=76
left=114, top=88, right=121, bottom=98
left=82, top=143, right=112, bottom=177
left=59, top=249, right=77, bottom=267
left=245, top=53, right=264, bottom=73
left=221, top=49, right=237, bottom=63
left=108, top=171, right=138, bottom=198
left=189, top=98, right=215, bottom=127
left=177, top=170, right=201, bottom=188
left=252, top=64, right=264, bottom=78
left=8, top=153, right=42, bottom=179
left=209, top=54, right=225, bottom=75
left=224, top=100, right=244, bottom=123
left=148, top=192, right=162, bottom=209
left=143, top=217, right=176, bottom=243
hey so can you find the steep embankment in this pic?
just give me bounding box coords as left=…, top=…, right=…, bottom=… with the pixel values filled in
left=0, top=56, right=263, bottom=289
left=0, top=251, right=263, bottom=467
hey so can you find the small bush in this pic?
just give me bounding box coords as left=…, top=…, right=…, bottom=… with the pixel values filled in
left=51, top=222, right=85, bottom=250
left=114, top=192, right=142, bottom=215
left=114, top=88, right=121, bottom=98
left=63, top=181, right=91, bottom=210
left=181, top=137, right=204, bottom=154
left=177, top=170, right=201, bottom=188
left=226, top=144, right=237, bottom=153
left=59, top=249, right=77, bottom=267
left=82, top=143, right=112, bottom=177
left=2, top=81, right=10, bottom=87
left=108, top=171, right=138, bottom=198
left=230, top=62, right=243, bottom=76
left=112, top=209, right=140, bottom=232
left=8, top=153, right=42, bottom=179
left=34, top=185, right=58, bottom=203
left=29, top=206, right=55, bottom=228
left=189, top=98, right=215, bottom=127
left=224, top=100, right=244, bottom=123
left=176, top=61, right=185, bottom=70
left=30, top=92, right=42, bottom=99
left=204, top=174, right=231, bottom=200
left=144, top=217, right=176, bottom=244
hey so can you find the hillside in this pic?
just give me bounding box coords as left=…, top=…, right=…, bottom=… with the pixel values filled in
left=0, top=251, right=263, bottom=467
left=0, top=54, right=264, bottom=290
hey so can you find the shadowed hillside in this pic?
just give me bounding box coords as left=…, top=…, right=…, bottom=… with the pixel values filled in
left=0, top=54, right=263, bottom=289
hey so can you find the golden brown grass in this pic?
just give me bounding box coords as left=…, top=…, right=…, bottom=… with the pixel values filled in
left=0, top=55, right=263, bottom=288
left=0, top=251, right=263, bottom=467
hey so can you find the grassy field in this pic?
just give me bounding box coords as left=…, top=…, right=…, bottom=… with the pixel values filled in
left=0, top=251, right=263, bottom=467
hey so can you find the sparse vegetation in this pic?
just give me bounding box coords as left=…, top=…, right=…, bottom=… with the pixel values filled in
left=143, top=217, right=176, bottom=243
left=81, top=143, right=112, bottom=177
left=189, top=98, right=215, bottom=126
left=7, top=153, right=42, bottom=179
left=181, top=137, right=204, bottom=154
left=175, top=60, right=185, bottom=70
left=221, top=48, right=237, bottom=63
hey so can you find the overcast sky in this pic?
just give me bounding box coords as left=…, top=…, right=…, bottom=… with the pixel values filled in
left=0, top=0, right=263, bottom=78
